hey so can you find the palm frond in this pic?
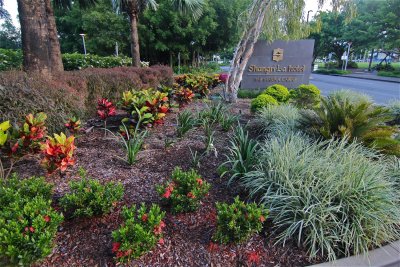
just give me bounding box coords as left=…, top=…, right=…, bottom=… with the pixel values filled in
left=171, top=0, right=204, bottom=20
left=53, top=0, right=98, bottom=10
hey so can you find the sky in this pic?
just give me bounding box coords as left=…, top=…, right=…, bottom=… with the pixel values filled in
left=2, top=0, right=332, bottom=28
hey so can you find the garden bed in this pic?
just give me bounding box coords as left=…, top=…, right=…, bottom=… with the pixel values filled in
left=8, top=100, right=319, bottom=267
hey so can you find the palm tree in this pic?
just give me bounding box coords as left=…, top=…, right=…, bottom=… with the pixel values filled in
left=113, top=0, right=204, bottom=67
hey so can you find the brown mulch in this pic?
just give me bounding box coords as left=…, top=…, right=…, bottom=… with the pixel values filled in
left=12, top=99, right=320, bottom=267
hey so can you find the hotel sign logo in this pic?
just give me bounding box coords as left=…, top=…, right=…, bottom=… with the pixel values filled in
left=272, top=48, right=284, bottom=62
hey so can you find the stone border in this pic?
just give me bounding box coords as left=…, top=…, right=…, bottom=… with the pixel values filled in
left=308, top=240, right=400, bottom=267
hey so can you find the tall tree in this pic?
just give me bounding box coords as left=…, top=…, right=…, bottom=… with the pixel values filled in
left=0, top=0, right=6, bottom=19
left=17, top=0, right=96, bottom=74
left=113, top=0, right=204, bottom=67
left=0, top=17, right=21, bottom=49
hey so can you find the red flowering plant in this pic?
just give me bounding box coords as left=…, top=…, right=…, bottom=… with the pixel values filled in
left=64, top=116, right=81, bottom=135
left=40, top=133, right=76, bottom=174
left=218, top=73, right=229, bottom=84
left=97, top=98, right=116, bottom=136
left=212, top=197, right=268, bottom=244
left=156, top=167, right=210, bottom=213
left=174, top=74, right=211, bottom=98
left=111, top=203, right=166, bottom=263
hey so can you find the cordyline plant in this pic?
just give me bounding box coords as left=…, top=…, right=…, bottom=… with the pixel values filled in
left=40, top=133, right=76, bottom=174
left=97, top=98, right=116, bottom=137
left=64, top=116, right=81, bottom=135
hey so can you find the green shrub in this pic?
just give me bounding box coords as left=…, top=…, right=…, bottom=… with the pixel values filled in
left=0, top=176, right=63, bottom=266
left=157, top=167, right=210, bottom=213
left=347, top=61, right=358, bottom=69
left=378, top=70, right=400, bottom=78
left=375, top=63, right=395, bottom=71
left=112, top=203, right=166, bottom=262
left=250, top=94, right=278, bottom=112
left=242, top=133, right=400, bottom=261
left=301, top=90, right=400, bottom=156
left=62, top=53, right=132, bottom=71
left=237, top=89, right=263, bottom=99
left=289, top=84, right=321, bottom=109
left=0, top=49, right=22, bottom=71
left=219, top=125, right=259, bottom=184
left=213, top=197, right=268, bottom=244
left=256, top=104, right=301, bottom=135
left=263, top=84, right=290, bottom=103
left=388, top=100, right=400, bottom=125
left=314, top=69, right=351, bottom=75
left=60, top=168, right=124, bottom=218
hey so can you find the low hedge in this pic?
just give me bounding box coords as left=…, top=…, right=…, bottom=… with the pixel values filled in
left=0, top=66, right=173, bottom=132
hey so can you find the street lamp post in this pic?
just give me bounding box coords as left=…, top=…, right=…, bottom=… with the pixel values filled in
left=307, top=10, right=313, bottom=23
left=79, top=33, right=87, bottom=56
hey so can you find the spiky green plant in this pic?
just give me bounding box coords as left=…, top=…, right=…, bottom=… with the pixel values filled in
left=301, top=90, right=400, bottom=156
left=242, top=132, right=400, bottom=261
left=176, top=110, right=196, bottom=138
left=219, top=114, right=238, bottom=132
left=219, top=125, right=259, bottom=184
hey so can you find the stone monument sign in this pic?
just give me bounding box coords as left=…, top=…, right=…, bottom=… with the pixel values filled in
left=241, top=39, right=315, bottom=89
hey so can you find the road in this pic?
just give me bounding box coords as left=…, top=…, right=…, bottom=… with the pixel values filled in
left=310, top=74, right=400, bottom=104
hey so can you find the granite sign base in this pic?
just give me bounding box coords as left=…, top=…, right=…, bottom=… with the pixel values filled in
left=241, top=39, right=315, bottom=89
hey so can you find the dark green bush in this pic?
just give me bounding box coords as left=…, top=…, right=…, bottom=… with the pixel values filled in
left=112, top=203, right=166, bottom=262
left=378, top=70, right=400, bottom=78
left=263, top=84, right=290, bottom=103
left=346, top=61, right=358, bottom=68
left=250, top=94, right=278, bottom=112
left=237, top=89, right=262, bottom=99
left=0, top=175, right=63, bottom=266
left=62, top=53, right=132, bottom=71
left=314, top=69, right=351, bottom=75
left=213, top=197, right=268, bottom=244
left=157, top=167, right=210, bottom=213
left=0, top=49, right=22, bottom=71
left=60, top=168, right=124, bottom=218
left=375, top=63, right=395, bottom=71
left=289, top=84, right=321, bottom=109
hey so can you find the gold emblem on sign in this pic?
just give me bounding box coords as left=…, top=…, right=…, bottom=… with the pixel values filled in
left=272, top=48, right=284, bottom=62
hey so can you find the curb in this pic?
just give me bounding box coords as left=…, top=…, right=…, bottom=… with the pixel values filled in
left=308, top=240, right=400, bottom=267
left=312, top=73, right=400, bottom=84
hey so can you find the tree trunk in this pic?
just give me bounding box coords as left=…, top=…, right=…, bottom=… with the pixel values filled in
left=225, top=0, right=272, bottom=103
left=129, top=12, right=141, bottom=67
left=17, top=0, right=51, bottom=75
left=44, top=0, right=64, bottom=72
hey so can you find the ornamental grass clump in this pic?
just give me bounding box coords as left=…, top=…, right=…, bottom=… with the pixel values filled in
left=256, top=104, right=301, bottom=136
left=242, top=132, right=400, bottom=261
left=213, top=197, right=268, bottom=244
left=60, top=168, right=124, bottom=218
left=112, top=203, right=166, bottom=262
left=157, top=167, right=210, bottom=213
left=0, top=175, right=63, bottom=266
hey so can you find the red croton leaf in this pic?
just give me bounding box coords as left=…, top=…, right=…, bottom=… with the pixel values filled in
left=43, top=215, right=51, bottom=223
